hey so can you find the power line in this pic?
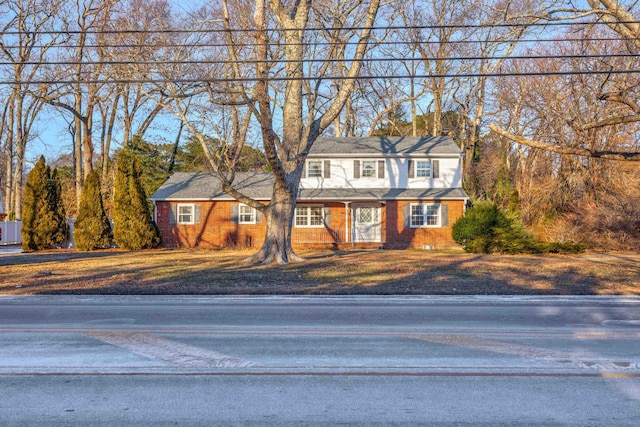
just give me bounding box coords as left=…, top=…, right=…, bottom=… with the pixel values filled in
left=1, top=20, right=638, bottom=36
left=0, top=37, right=632, bottom=50
left=1, top=69, right=638, bottom=85
left=1, top=53, right=638, bottom=67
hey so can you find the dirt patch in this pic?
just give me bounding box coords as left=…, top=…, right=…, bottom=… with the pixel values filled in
left=0, top=248, right=638, bottom=295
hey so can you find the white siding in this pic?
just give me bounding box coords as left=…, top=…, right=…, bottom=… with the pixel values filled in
left=300, top=157, right=462, bottom=190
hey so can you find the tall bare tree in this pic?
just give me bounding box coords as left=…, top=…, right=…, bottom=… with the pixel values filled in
left=0, top=0, right=65, bottom=219
left=490, top=0, right=640, bottom=160
left=160, top=0, right=382, bottom=264
left=44, top=0, right=118, bottom=207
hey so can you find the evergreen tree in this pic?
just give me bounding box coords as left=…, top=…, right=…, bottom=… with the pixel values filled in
left=32, top=165, right=58, bottom=249
left=21, top=156, right=48, bottom=251
left=74, top=170, right=112, bottom=251
left=50, top=168, right=68, bottom=245
left=112, top=152, right=161, bottom=250
left=21, top=158, right=68, bottom=251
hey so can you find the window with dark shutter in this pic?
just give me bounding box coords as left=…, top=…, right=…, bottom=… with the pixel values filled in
left=378, top=160, right=385, bottom=179
left=408, top=160, right=414, bottom=178
left=169, top=204, right=177, bottom=224
left=231, top=204, right=239, bottom=223
left=194, top=205, right=202, bottom=224
left=433, top=159, right=440, bottom=178
left=441, top=203, right=449, bottom=226
left=354, top=160, right=360, bottom=178
left=324, top=160, right=331, bottom=179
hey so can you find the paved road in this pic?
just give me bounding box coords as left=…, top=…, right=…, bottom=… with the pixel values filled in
left=1, top=295, right=639, bottom=425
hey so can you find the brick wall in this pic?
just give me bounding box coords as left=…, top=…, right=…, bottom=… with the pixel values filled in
left=156, top=199, right=465, bottom=250
left=384, top=200, right=465, bottom=249
left=157, top=201, right=267, bottom=248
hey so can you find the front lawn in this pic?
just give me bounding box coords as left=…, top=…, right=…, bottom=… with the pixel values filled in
left=0, top=249, right=638, bottom=295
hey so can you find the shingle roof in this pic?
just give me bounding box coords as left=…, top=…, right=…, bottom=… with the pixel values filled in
left=150, top=172, right=274, bottom=201
left=151, top=172, right=468, bottom=202
left=309, top=136, right=462, bottom=156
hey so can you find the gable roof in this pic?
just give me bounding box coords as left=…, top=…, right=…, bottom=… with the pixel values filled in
left=309, top=136, right=462, bottom=156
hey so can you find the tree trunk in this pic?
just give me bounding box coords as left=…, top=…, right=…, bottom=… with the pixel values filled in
left=83, top=106, right=94, bottom=179
left=244, top=178, right=304, bottom=265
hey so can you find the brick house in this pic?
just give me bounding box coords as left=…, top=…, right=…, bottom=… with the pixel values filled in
left=150, top=136, right=468, bottom=250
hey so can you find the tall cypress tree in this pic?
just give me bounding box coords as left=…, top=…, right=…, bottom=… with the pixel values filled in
left=50, top=168, right=68, bottom=246
left=74, top=170, right=112, bottom=251
left=21, top=156, right=48, bottom=251
left=113, top=152, right=161, bottom=250
left=21, top=157, right=68, bottom=251
left=32, top=165, right=57, bottom=249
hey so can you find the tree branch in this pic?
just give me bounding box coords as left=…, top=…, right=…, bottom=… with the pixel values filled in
left=489, top=124, right=640, bottom=161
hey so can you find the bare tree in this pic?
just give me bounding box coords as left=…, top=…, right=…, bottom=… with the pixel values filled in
left=159, top=0, right=382, bottom=264
left=43, top=0, right=118, bottom=207
left=0, top=0, right=65, bottom=219
left=490, top=0, right=640, bottom=159
left=98, top=0, right=173, bottom=183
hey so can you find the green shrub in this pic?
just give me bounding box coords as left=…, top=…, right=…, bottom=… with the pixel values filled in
left=452, top=202, right=585, bottom=254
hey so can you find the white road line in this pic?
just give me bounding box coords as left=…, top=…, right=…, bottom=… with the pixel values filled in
left=406, top=334, right=640, bottom=371
left=84, top=332, right=259, bottom=368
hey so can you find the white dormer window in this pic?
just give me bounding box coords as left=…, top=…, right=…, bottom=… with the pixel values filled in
left=416, top=160, right=431, bottom=178
left=354, top=160, right=385, bottom=179
left=408, top=159, right=439, bottom=179
left=307, top=160, right=323, bottom=177
left=362, top=161, right=376, bottom=177
left=305, top=160, right=330, bottom=178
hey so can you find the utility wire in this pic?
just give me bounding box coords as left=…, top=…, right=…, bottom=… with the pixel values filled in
left=0, top=53, right=638, bottom=67
left=0, top=37, right=632, bottom=50
left=1, top=69, right=637, bottom=85
left=1, top=20, right=639, bottom=35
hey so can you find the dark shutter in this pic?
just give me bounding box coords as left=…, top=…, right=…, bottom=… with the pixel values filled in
left=354, top=160, right=360, bottom=178
left=378, top=160, right=385, bottom=179
left=432, top=160, right=440, bottom=178
left=408, top=160, right=414, bottom=178
left=440, top=203, right=448, bottom=227
left=324, top=160, right=331, bottom=179
left=302, top=161, right=307, bottom=178
left=169, top=204, right=177, bottom=224
left=324, top=206, right=331, bottom=226
left=194, top=204, right=202, bottom=224
left=403, top=203, right=411, bottom=228
left=256, top=209, right=263, bottom=223
left=231, top=204, right=239, bottom=223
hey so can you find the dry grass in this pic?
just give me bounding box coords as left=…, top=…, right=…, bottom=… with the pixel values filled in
left=0, top=248, right=638, bottom=295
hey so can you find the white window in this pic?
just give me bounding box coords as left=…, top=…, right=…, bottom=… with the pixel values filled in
left=295, top=206, right=324, bottom=227
left=239, top=204, right=256, bottom=224
left=361, top=160, right=376, bottom=178
left=410, top=203, right=440, bottom=228
left=177, top=204, right=195, bottom=224
left=307, top=160, right=323, bottom=178
left=416, top=160, right=431, bottom=178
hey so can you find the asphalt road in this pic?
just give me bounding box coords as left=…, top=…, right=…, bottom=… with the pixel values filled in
left=1, top=295, right=639, bottom=426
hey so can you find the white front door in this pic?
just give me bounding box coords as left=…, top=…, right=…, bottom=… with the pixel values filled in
left=353, top=205, right=381, bottom=242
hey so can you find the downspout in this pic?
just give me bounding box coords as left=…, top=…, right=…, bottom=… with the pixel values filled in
left=380, top=201, right=386, bottom=249
left=343, top=202, right=350, bottom=245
